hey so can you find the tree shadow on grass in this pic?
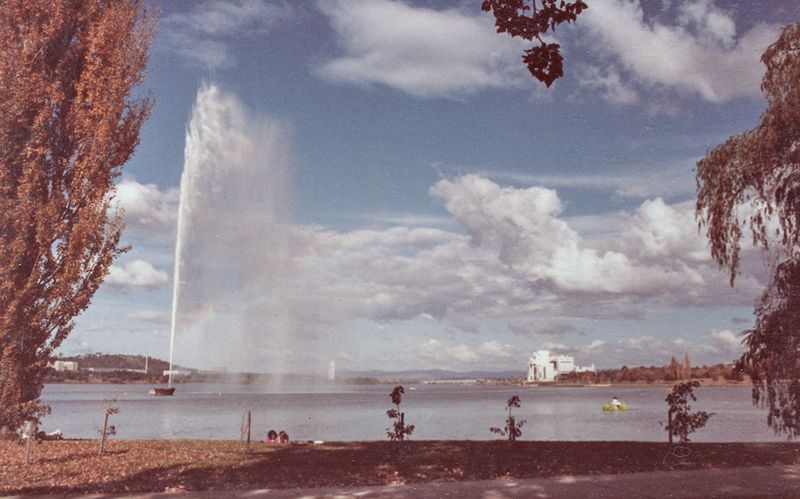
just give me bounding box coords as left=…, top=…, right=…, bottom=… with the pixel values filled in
left=10, top=441, right=800, bottom=495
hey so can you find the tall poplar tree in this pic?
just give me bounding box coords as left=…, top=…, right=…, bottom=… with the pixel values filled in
left=696, top=23, right=800, bottom=437
left=0, top=0, right=154, bottom=432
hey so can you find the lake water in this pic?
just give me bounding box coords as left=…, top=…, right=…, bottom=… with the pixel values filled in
left=39, top=383, right=784, bottom=442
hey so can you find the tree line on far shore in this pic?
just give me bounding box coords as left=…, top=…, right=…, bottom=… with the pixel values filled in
left=560, top=356, right=744, bottom=385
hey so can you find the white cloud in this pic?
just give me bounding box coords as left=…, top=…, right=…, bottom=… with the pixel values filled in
left=478, top=340, right=513, bottom=358
left=188, top=173, right=760, bottom=348
left=115, top=178, right=179, bottom=236
left=583, top=339, right=607, bottom=352
left=677, top=0, right=736, bottom=47
left=162, top=162, right=763, bottom=366
left=421, top=339, right=476, bottom=363
left=129, top=310, right=170, bottom=323
left=159, top=0, right=292, bottom=68
left=620, top=198, right=709, bottom=262
left=430, top=175, right=708, bottom=295
left=486, top=162, right=697, bottom=200
left=579, top=65, right=640, bottom=105
left=509, top=321, right=580, bottom=337
left=316, top=0, right=527, bottom=98
left=578, top=0, right=779, bottom=103
left=541, top=341, right=569, bottom=353
left=419, top=338, right=513, bottom=368
left=711, top=329, right=743, bottom=353
left=106, top=260, right=169, bottom=291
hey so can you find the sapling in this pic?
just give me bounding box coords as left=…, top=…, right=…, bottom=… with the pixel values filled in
left=386, top=385, right=414, bottom=441
left=490, top=395, right=526, bottom=443
left=98, top=399, right=119, bottom=456
left=664, top=381, right=714, bottom=444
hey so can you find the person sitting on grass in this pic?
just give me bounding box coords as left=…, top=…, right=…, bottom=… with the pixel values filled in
left=278, top=430, right=289, bottom=443
left=264, top=429, right=278, bottom=444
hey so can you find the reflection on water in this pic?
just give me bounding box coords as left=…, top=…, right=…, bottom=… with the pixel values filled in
left=40, top=383, right=782, bottom=442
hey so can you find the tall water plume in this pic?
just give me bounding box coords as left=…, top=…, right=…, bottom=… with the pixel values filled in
left=169, top=84, right=295, bottom=375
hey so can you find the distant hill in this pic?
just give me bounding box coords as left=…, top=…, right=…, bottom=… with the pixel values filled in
left=51, top=353, right=525, bottom=382
left=341, top=369, right=525, bottom=381
left=58, top=353, right=172, bottom=373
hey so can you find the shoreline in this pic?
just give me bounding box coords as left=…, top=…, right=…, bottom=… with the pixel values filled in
left=43, top=378, right=753, bottom=388
left=4, top=439, right=799, bottom=494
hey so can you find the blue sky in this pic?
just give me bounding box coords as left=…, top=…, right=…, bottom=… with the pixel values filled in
left=60, top=0, right=800, bottom=373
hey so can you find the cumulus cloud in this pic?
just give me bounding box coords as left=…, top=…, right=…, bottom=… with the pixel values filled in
left=105, top=260, right=169, bottom=291
left=711, top=329, right=743, bottom=353
left=115, top=178, right=179, bottom=236
left=187, top=173, right=760, bottom=351
left=420, top=338, right=513, bottom=368
left=159, top=0, right=292, bottom=68
left=578, top=0, right=779, bottom=103
left=316, top=0, right=527, bottom=98
left=430, top=175, right=709, bottom=296
left=620, top=198, right=709, bottom=262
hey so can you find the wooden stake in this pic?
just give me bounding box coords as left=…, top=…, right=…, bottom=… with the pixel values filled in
left=99, top=411, right=109, bottom=456
left=246, top=410, right=251, bottom=453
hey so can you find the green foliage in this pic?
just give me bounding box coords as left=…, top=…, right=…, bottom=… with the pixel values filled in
left=386, top=386, right=414, bottom=441
left=664, top=381, right=714, bottom=444
left=490, top=395, right=526, bottom=442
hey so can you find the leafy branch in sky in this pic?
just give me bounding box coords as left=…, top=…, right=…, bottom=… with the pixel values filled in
left=481, top=0, right=588, bottom=86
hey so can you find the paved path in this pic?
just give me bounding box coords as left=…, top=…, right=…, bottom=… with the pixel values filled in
left=10, top=465, right=799, bottom=498
left=123, top=464, right=800, bottom=498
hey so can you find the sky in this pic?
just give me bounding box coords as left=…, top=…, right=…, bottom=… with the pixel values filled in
left=59, top=0, right=800, bottom=373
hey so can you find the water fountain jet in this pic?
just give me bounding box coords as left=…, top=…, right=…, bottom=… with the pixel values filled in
left=154, top=84, right=295, bottom=393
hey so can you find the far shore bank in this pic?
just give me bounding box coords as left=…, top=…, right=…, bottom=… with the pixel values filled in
left=43, top=377, right=752, bottom=388
left=4, top=439, right=799, bottom=495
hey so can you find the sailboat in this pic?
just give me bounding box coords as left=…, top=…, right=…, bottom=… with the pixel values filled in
left=150, top=355, right=176, bottom=396
left=150, top=368, right=175, bottom=396
left=150, top=386, right=175, bottom=396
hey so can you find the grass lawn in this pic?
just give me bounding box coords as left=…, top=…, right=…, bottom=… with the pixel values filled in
left=3, top=439, right=800, bottom=494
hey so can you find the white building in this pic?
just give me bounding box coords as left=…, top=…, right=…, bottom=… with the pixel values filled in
left=51, top=360, right=78, bottom=372
left=527, top=350, right=594, bottom=382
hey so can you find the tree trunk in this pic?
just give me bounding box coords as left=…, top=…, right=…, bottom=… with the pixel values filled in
left=24, top=421, right=36, bottom=464
left=668, top=411, right=673, bottom=445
